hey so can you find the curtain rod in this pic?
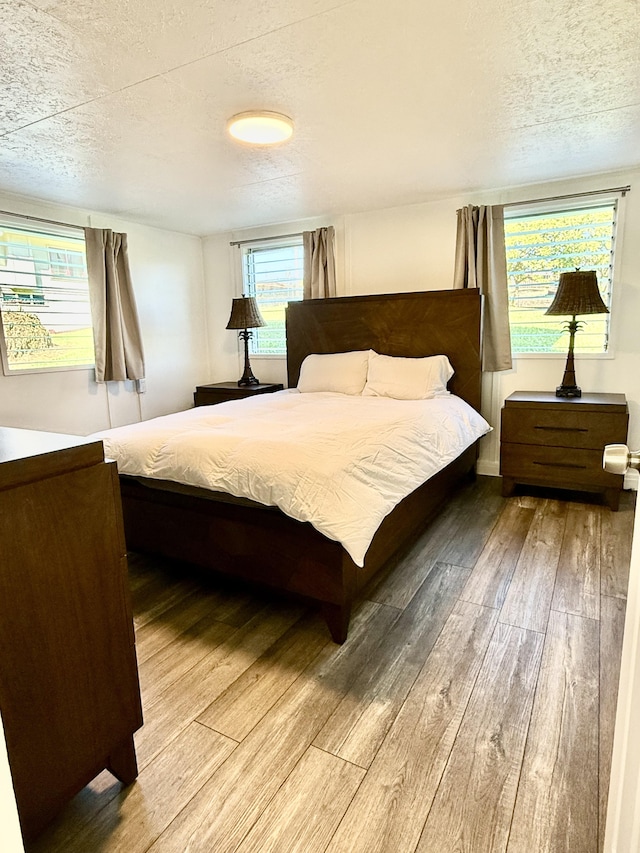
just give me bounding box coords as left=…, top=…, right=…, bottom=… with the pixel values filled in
left=503, top=185, right=631, bottom=209
left=0, top=208, right=85, bottom=232
left=230, top=231, right=303, bottom=247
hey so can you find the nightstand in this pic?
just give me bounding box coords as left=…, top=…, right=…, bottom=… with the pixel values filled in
left=194, top=381, right=284, bottom=407
left=500, top=391, right=628, bottom=510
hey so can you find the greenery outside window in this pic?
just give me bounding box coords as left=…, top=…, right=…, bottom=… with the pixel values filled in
left=0, top=216, right=94, bottom=374
left=504, top=200, right=619, bottom=355
left=241, top=238, right=304, bottom=355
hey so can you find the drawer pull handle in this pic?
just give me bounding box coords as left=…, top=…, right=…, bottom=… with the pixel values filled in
left=533, top=426, right=588, bottom=433
left=533, top=461, right=587, bottom=470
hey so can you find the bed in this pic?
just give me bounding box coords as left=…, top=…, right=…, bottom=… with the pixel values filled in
left=108, top=288, right=485, bottom=642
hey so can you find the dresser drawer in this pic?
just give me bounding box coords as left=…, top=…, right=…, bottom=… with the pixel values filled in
left=500, top=442, right=623, bottom=488
left=501, top=407, right=628, bottom=450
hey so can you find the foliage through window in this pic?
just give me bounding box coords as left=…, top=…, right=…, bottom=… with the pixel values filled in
left=504, top=201, right=618, bottom=354
left=241, top=239, right=304, bottom=355
left=0, top=217, right=95, bottom=373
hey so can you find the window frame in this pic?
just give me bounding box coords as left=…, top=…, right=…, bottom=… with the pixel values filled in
left=235, top=236, right=304, bottom=357
left=503, top=192, right=625, bottom=360
left=0, top=215, right=95, bottom=376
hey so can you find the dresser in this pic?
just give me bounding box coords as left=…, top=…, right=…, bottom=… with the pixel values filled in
left=500, top=391, right=628, bottom=510
left=0, top=428, right=143, bottom=841
left=194, top=381, right=284, bottom=407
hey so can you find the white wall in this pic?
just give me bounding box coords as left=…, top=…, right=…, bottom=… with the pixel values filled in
left=0, top=192, right=208, bottom=435
left=200, top=233, right=247, bottom=384
left=202, top=169, right=640, bottom=476
left=0, top=715, right=24, bottom=853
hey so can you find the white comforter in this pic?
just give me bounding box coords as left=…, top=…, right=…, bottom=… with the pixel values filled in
left=94, top=390, right=490, bottom=567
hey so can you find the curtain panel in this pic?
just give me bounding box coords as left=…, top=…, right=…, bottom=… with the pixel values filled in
left=84, top=227, right=145, bottom=383
left=453, top=205, right=512, bottom=372
left=303, top=226, right=337, bottom=300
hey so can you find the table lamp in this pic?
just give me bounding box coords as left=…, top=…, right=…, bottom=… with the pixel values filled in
left=226, top=296, right=266, bottom=386
left=544, top=269, right=609, bottom=398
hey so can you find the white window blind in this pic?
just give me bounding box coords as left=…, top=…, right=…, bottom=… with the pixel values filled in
left=241, top=239, right=304, bottom=355
left=504, top=201, right=618, bottom=354
left=0, top=216, right=94, bottom=373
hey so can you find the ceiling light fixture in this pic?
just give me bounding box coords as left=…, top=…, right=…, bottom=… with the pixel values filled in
left=227, top=111, right=294, bottom=145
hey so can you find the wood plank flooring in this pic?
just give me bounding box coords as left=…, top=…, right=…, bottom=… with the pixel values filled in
left=27, top=477, right=635, bottom=853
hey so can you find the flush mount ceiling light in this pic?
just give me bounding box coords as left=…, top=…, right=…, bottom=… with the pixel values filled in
left=227, top=111, right=294, bottom=145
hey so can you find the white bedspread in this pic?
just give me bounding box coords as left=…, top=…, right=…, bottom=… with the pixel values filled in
left=94, top=390, right=490, bottom=567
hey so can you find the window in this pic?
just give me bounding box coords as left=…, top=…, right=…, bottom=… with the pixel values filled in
left=504, top=199, right=619, bottom=355
left=47, top=247, right=85, bottom=278
left=240, top=238, right=304, bottom=355
left=0, top=217, right=95, bottom=373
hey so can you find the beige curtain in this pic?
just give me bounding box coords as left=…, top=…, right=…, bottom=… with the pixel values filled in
left=453, top=205, right=512, bottom=372
left=303, top=226, right=337, bottom=299
left=84, top=227, right=145, bottom=383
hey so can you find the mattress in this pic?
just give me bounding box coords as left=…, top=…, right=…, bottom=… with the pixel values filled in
left=93, top=390, right=491, bottom=566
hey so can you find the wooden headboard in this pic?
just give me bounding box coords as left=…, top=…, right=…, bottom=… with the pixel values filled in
left=286, top=289, right=483, bottom=412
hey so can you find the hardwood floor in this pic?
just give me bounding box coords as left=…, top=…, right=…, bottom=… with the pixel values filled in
left=27, top=477, right=635, bottom=853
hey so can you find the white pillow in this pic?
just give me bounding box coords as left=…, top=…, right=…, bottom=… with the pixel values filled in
left=363, top=352, right=454, bottom=400
left=297, top=350, right=372, bottom=395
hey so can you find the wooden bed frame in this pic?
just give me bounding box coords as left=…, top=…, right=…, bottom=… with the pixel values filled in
left=119, top=288, right=483, bottom=642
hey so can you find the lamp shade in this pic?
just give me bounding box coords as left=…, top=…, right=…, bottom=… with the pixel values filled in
left=226, top=296, right=266, bottom=330
left=545, top=269, right=609, bottom=316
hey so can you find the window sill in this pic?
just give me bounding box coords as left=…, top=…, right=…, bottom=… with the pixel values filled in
left=1, top=363, right=95, bottom=377
left=512, top=351, right=615, bottom=360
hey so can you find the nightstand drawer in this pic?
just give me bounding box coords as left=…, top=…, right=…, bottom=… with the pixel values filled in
left=502, top=408, right=628, bottom=450
left=194, top=382, right=284, bottom=407
left=501, top=443, right=622, bottom=488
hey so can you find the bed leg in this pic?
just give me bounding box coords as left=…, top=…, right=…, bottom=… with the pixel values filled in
left=321, top=602, right=351, bottom=644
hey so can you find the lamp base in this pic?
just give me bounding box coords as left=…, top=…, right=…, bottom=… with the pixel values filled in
left=554, top=317, right=582, bottom=398
left=238, top=374, right=260, bottom=387
left=555, top=384, right=582, bottom=398
left=237, top=329, right=260, bottom=386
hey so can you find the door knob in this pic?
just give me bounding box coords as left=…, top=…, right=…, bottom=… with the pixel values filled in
left=603, top=444, right=640, bottom=475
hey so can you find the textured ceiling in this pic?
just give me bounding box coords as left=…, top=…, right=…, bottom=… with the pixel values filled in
left=2, top=0, right=640, bottom=235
